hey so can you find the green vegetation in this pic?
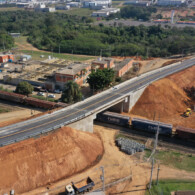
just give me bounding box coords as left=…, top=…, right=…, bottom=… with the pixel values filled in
left=61, top=81, right=82, bottom=103
left=87, top=68, right=115, bottom=91
left=0, top=33, right=14, bottom=50
left=0, top=107, right=10, bottom=113
left=145, top=180, right=195, bottom=195
left=20, top=50, right=95, bottom=61
left=0, top=86, right=13, bottom=93
left=32, top=95, right=57, bottom=102
left=15, top=81, right=34, bottom=96
left=145, top=149, right=195, bottom=172
left=1, top=11, right=195, bottom=57
left=109, top=6, right=157, bottom=21
left=63, top=8, right=94, bottom=17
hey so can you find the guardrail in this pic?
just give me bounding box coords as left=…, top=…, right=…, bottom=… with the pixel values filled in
left=0, top=58, right=194, bottom=147
left=0, top=113, right=88, bottom=147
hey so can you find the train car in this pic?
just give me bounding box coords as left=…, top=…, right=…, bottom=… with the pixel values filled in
left=25, top=97, right=56, bottom=109
left=176, top=126, right=195, bottom=141
left=131, top=118, right=172, bottom=136
left=96, top=111, right=130, bottom=127
left=0, top=90, right=25, bottom=103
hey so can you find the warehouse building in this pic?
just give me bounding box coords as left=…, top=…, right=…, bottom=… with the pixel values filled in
left=157, top=0, right=186, bottom=6
left=124, top=0, right=151, bottom=6
left=55, top=63, right=91, bottom=89
left=92, top=8, right=120, bottom=17
left=114, top=58, right=134, bottom=77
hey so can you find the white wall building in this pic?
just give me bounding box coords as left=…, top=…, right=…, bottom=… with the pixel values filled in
left=92, top=8, right=120, bottom=17
left=157, top=0, right=186, bottom=6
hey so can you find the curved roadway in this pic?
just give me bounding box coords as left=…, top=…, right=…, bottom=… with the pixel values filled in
left=0, top=58, right=195, bottom=146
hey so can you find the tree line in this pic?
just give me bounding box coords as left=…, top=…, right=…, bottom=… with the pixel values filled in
left=0, top=11, right=195, bottom=57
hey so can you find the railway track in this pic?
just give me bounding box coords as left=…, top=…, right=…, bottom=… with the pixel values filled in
left=95, top=121, right=195, bottom=154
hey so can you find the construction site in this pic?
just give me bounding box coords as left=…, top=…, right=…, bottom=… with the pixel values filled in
left=0, top=51, right=194, bottom=195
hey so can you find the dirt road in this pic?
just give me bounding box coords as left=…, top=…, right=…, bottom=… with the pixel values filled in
left=21, top=125, right=195, bottom=195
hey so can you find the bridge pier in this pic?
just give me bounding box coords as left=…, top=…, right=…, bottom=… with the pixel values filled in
left=67, top=114, right=96, bottom=133
left=109, top=86, right=147, bottom=113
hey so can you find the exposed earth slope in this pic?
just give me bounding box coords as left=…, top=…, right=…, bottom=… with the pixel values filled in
left=130, top=66, right=195, bottom=128
left=0, top=127, right=103, bottom=194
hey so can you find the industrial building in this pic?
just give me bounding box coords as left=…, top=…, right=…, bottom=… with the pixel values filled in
left=92, top=7, right=120, bottom=17
left=124, top=0, right=151, bottom=6
left=114, top=58, right=134, bottom=77
left=83, top=0, right=112, bottom=9
left=157, top=0, right=186, bottom=6
left=34, top=3, right=56, bottom=12
left=55, top=63, right=91, bottom=89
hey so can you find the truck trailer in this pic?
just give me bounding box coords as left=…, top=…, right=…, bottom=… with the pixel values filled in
left=65, top=177, right=95, bottom=195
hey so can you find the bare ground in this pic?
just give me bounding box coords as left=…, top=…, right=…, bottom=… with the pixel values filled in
left=130, top=66, right=195, bottom=129
left=19, top=125, right=195, bottom=195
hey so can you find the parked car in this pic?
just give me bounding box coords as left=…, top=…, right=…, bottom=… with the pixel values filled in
left=54, top=89, right=62, bottom=94
left=48, top=94, right=55, bottom=98
left=37, top=92, right=45, bottom=96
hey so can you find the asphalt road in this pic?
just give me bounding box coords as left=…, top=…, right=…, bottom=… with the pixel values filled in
left=0, top=58, right=194, bottom=146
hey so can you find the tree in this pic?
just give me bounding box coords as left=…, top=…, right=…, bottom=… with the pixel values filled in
left=61, top=81, right=82, bottom=103
left=87, top=68, right=115, bottom=91
left=15, top=81, right=34, bottom=95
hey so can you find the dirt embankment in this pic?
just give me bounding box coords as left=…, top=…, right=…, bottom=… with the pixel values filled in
left=130, top=66, right=195, bottom=128
left=0, top=127, right=103, bottom=194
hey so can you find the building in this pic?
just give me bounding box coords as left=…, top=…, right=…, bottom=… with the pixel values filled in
left=92, top=8, right=120, bottom=17
left=114, top=58, right=134, bottom=77
left=20, top=54, right=31, bottom=61
left=83, top=0, right=112, bottom=9
left=0, top=54, right=14, bottom=63
left=124, top=0, right=151, bottom=6
left=91, top=57, right=114, bottom=70
left=35, top=3, right=56, bottom=12
left=66, top=2, right=80, bottom=7
left=55, top=63, right=91, bottom=89
left=8, top=33, right=21, bottom=38
left=56, top=5, right=70, bottom=10
left=157, top=0, right=186, bottom=6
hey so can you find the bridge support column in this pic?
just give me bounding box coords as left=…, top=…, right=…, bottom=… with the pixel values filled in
left=67, top=114, right=96, bottom=133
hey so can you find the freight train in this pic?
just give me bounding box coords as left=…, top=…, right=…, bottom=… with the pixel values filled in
left=0, top=90, right=65, bottom=110
left=96, top=111, right=195, bottom=141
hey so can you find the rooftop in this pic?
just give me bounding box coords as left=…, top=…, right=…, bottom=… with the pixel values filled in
left=56, top=63, right=90, bottom=75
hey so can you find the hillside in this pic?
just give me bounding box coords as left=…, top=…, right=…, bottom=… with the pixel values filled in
left=0, top=127, right=103, bottom=194
left=130, top=66, right=195, bottom=128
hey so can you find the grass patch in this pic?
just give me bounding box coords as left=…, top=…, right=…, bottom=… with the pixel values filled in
left=145, top=179, right=195, bottom=195
left=0, top=107, right=10, bottom=113
left=145, top=149, right=195, bottom=172
left=0, top=7, right=22, bottom=11
left=0, top=86, right=13, bottom=93
left=62, top=8, right=93, bottom=17
left=32, top=95, right=57, bottom=102
left=14, top=36, right=29, bottom=45
left=15, top=36, right=96, bottom=61
left=20, top=50, right=96, bottom=61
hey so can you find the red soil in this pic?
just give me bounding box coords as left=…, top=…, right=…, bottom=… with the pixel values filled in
left=0, top=127, right=103, bottom=194
left=130, top=66, right=195, bottom=128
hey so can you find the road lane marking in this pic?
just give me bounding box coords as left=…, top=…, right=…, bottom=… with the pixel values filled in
left=0, top=62, right=194, bottom=140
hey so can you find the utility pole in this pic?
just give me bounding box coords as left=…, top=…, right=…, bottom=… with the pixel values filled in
left=100, top=166, right=105, bottom=192
left=149, top=157, right=154, bottom=189
left=154, top=121, right=160, bottom=153
left=156, top=164, right=160, bottom=185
